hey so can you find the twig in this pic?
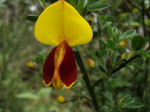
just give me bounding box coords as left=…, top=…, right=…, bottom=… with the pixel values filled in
left=74, top=49, right=99, bottom=111
left=126, top=0, right=141, bottom=10
left=93, top=79, right=103, bottom=87
left=126, top=0, right=150, bottom=19
left=93, top=54, right=140, bottom=87
left=111, top=54, right=140, bottom=74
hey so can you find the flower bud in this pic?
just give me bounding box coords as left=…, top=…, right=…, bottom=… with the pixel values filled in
left=26, top=61, right=34, bottom=67
left=55, top=95, right=65, bottom=103
left=87, top=58, right=95, bottom=68
left=121, top=53, right=126, bottom=60
left=121, top=53, right=133, bottom=60
left=26, top=60, right=38, bottom=70
left=146, top=42, right=150, bottom=51
left=119, top=40, right=126, bottom=47
left=106, top=56, right=111, bottom=69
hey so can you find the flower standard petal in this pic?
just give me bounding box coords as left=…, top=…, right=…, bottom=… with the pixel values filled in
left=34, top=1, right=65, bottom=45
left=34, top=1, right=93, bottom=46
left=62, top=1, right=93, bottom=46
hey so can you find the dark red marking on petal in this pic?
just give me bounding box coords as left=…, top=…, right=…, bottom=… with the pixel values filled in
left=59, top=42, right=77, bottom=87
left=43, top=47, right=56, bottom=86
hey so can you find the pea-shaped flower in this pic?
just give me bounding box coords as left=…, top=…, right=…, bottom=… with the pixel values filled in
left=34, top=0, right=93, bottom=90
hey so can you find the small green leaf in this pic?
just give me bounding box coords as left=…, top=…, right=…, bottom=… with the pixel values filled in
left=103, top=91, right=114, bottom=105
left=131, top=36, right=146, bottom=51
left=123, top=21, right=142, bottom=27
left=87, top=0, right=111, bottom=12
left=107, top=39, right=116, bottom=48
left=68, top=0, right=76, bottom=8
left=122, top=30, right=136, bottom=40
left=38, top=0, right=46, bottom=9
left=37, top=88, right=52, bottom=96
left=112, top=26, right=122, bottom=41
left=76, top=0, right=85, bottom=13
left=16, top=92, right=38, bottom=100
left=141, top=51, right=150, bottom=58
left=26, top=15, right=39, bottom=22
left=120, top=95, right=144, bottom=109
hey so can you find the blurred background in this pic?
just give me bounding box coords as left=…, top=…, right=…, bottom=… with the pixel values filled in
left=0, top=0, right=150, bottom=112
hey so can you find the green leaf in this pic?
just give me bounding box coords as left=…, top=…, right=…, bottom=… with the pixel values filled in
left=112, top=26, right=122, bottom=41
left=131, top=36, right=146, bottom=51
left=103, top=91, right=114, bottom=105
left=76, top=0, right=85, bottom=13
left=38, top=0, right=46, bottom=9
left=87, top=0, right=111, bottom=12
left=68, top=0, right=76, bottom=8
left=16, top=92, right=38, bottom=100
left=26, top=15, right=39, bottom=22
left=107, top=39, right=116, bottom=48
left=37, top=88, right=52, bottom=96
left=122, top=30, right=136, bottom=40
left=123, top=21, right=142, bottom=27
left=108, top=77, right=131, bottom=89
left=120, top=95, right=144, bottom=109
left=141, top=50, right=150, bottom=58
left=98, top=38, right=107, bottom=47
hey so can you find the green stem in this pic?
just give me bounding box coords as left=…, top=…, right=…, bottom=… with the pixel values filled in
left=142, top=0, right=149, bottom=101
left=74, top=49, right=99, bottom=111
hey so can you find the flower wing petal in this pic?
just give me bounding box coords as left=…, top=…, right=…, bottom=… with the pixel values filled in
left=60, top=43, right=77, bottom=88
left=43, top=47, right=56, bottom=86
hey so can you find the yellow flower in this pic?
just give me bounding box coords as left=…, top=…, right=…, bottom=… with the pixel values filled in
left=34, top=0, right=93, bottom=90
left=87, top=58, right=95, bottom=68
left=119, top=40, right=126, bottom=47
left=55, top=95, right=65, bottom=103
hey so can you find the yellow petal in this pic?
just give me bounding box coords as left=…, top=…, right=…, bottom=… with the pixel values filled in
left=34, top=1, right=93, bottom=46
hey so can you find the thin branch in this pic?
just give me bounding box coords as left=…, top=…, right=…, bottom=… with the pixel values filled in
left=93, top=79, right=103, bottom=87
left=111, top=54, right=140, bottom=74
left=125, top=0, right=150, bottom=19
left=74, top=49, right=99, bottom=111
left=93, top=54, right=140, bottom=87
left=126, top=0, right=141, bottom=10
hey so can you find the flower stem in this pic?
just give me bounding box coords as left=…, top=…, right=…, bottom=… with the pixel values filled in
left=74, top=49, right=99, bottom=111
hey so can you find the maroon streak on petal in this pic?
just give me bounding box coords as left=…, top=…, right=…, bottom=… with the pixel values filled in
left=59, top=43, right=77, bottom=87
left=43, top=47, right=56, bottom=86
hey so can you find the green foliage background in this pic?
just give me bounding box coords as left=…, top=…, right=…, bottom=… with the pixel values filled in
left=0, top=0, right=150, bottom=112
